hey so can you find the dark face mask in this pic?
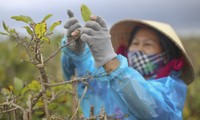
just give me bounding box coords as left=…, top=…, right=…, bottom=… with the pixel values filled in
left=127, top=51, right=167, bottom=77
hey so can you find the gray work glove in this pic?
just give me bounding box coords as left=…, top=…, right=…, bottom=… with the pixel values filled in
left=64, top=9, right=86, bottom=54
left=81, top=16, right=117, bottom=68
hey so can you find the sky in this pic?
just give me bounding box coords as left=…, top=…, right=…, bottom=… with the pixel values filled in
left=0, top=0, right=200, bottom=40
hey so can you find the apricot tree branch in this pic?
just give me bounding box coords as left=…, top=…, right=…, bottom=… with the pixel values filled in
left=44, top=38, right=77, bottom=63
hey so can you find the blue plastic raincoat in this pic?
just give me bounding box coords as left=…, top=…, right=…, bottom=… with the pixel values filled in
left=61, top=37, right=187, bottom=120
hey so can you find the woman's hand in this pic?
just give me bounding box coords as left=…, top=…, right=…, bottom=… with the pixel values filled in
left=81, top=15, right=118, bottom=69
left=64, top=9, right=86, bottom=54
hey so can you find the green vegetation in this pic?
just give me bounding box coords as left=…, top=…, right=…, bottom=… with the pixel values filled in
left=182, top=37, right=200, bottom=119
left=0, top=36, right=76, bottom=120
left=0, top=14, right=79, bottom=120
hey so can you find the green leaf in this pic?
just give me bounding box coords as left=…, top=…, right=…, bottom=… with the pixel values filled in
left=48, top=102, right=58, bottom=110
left=8, top=85, right=14, bottom=92
left=35, top=110, right=44, bottom=116
left=0, top=31, right=9, bottom=36
left=23, top=26, right=33, bottom=36
left=14, top=77, right=24, bottom=95
left=42, top=14, right=53, bottom=22
left=2, top=21, right=9, bottom=32
left=36, top=100, right=44, bottom=107
left=41, top=36, right=50, bottom=44
left=21, top=80, right=41, bottom=96
left=49, top=21, right=61, bottom=33
left=9, top=28, right=17, bottom=34
left=21, top=15, right=34, bottom=23
left=81, top=4, right=92, bottom=22
left=28, top=80, right=41, bottom=91
left=11, top=15, right=33, bottom=24
left=34, top=22, right=47, bottom=39
left=11, top=16, right=28, bottom=23
left=21, top=86, right=29, bottom=96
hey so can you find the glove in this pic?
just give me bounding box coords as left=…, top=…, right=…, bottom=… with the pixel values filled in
left=81, top=16, right=117, bottom=68
left=64, top=9, right=86, bottom=54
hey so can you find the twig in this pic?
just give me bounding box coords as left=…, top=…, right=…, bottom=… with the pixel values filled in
left=89, top=106, right=95, bottom=119
left=12, top=104, right=23, bottom=111
left=31, top=90, right=43, bottom=107
left=43, top=95, right=49, bottom=118
left=44, top=38, right=78, bottom=63
left=13, top=33, right=33, bottom=63
left=44, top=44, right=66, bottom=63
left=43, top=77, right=90, bottom=87
left=45, top=74, right=62, bottom=82
left=0, top=102, right=25, bottom=114
left=0, top=107, right=18, bottom=114
left=45, top=89, right=76, bottom=106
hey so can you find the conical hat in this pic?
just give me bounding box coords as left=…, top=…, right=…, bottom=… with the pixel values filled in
left=110, top=19, right=194, bottom=85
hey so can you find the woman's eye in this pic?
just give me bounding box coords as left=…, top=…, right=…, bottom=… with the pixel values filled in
left=132, top=42, right=138, bottom=45
left=144, top=43, right=152, bottom=46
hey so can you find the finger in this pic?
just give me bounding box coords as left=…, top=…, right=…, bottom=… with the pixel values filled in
left=67, top=9, right=74, bottom=18
left=95, top=16, right=107, bottom=28
left=64, top=18, right=78, bottom=29
left=71, top=29, right=81, bottom=37
left=81, top=27, right=94, bottom=35
left=67, top=23, right=81, bottom=36
left=85, top=21, right=101, bottom=31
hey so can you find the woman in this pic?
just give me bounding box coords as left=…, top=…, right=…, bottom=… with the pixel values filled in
left=61, top=9, right=194, bottom=119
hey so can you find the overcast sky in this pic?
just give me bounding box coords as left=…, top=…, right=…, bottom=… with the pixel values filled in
left=0, top=0, right=200, bottom=39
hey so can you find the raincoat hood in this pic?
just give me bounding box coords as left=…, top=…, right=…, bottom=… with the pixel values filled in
left=110, top=19, right=194, bottom=85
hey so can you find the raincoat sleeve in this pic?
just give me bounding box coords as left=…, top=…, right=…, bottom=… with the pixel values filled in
left=60, top=37, right=95, bottom=80
left=61, top=37, right=105, bottom=118
left=108, top=55, right=187, bottom=120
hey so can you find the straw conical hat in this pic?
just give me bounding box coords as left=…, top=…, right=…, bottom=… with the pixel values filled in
left=110, top=19, right=194, bottom=85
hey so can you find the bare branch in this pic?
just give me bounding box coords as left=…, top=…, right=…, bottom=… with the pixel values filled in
left=0, top=102, right=25, bottom=113
left=0, top=107, right=18, bottom=114
left=43, top=77, right=91, bottom=87
left=31, top=90, right=43, bottom=107
left=43, top=95, right=50, bottom=118
left=11, top=103, right=25, bottom=112
left=44, top=44, right=67, bottom=63
left=45, top=89, right=75, bottom=104
left=44, top=38, right=77, bottom=63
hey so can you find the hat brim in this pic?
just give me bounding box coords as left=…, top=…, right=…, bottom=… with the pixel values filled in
left=110, top=19, right=194, bottom=85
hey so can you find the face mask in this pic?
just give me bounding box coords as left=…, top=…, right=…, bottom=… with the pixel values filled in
left=127, top=51, right=166, bottom=77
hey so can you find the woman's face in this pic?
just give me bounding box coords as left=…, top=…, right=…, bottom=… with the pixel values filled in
left=128, top=28, right=164, bottom=55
